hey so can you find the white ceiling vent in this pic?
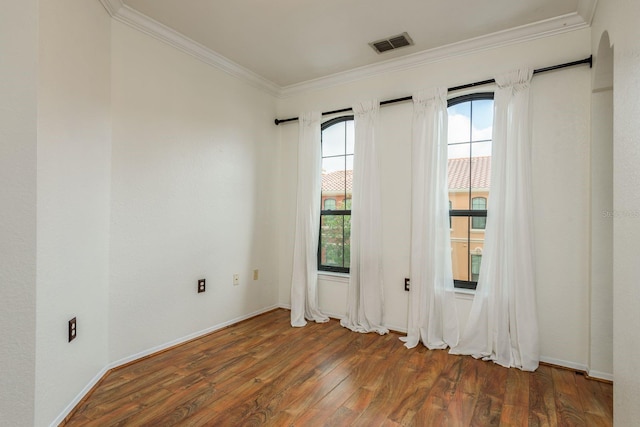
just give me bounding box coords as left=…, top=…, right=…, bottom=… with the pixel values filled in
left=369, top=32, right=414, bottom=54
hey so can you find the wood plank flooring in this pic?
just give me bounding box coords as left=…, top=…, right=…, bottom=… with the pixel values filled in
left=63, top=309, right=612, bottom=426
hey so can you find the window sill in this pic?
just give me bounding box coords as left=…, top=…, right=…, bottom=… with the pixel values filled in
left=318, top=271, right=349, bottom=284
left=454, top=287, right=476, bottom=299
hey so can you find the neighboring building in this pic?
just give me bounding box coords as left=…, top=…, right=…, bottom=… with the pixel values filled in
left=321, top=169, right=352, bottom=210
left=448, top=156, right=490, bottom=284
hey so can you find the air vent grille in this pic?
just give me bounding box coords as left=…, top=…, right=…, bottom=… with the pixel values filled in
left=370, top=32, right=414, bottom=54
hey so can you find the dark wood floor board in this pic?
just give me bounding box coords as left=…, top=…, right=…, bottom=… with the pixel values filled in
left=529, top=364, right=559, bottom=426
left=444, top=356, right=484, bottom=426
left=499, top=404, right=529, bottom=426
left=62, top=309, right=613, bottom=427
left=598, top=381, right=614, bottom=417
left=122, top=379, right=219, bottom=426
left=77, top=366, right=182, bottom=414
left=574, top=373, right=611, bottom=420
left=504, top=366, right=530, bottom=408
left=552, top=368, right=587, bottom=426
left=469, top=362, right=508, bottom=426
left=320, top=405, right=361, bottom=427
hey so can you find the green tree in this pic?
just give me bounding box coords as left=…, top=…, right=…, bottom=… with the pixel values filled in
left=320, top=200, right=351, bottom=268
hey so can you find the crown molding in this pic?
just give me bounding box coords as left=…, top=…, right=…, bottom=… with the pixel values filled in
left=98, top=0, right=280, bottom=97
left=98, top=0, right=123, bottom=17
left=279, top=12, right=589, bottom=98
left=99, top=2, right=591, bottom=99
left=577, top=0, right=599, bottom=25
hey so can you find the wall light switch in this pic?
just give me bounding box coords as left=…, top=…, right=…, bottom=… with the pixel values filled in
left=198, top=278, right=206, bottom=293
left=233, top=274, right=239, bottom=286
left=253, top=269, right=259, bottom=281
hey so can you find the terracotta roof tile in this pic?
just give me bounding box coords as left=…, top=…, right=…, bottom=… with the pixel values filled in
left=321, top=156, right=490, bottom=192
left=448, top=156, right=491, bottom=189
left=322, top=169, right=352, bottom=192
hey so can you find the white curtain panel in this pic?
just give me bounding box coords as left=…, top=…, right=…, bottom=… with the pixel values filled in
left=401, top=87, right=459, bottom=350
left=450, top=69, right=539, bottom=371
left=340, top=100, right=388, bottom=335
left=290, top=111, right=329, bottom=327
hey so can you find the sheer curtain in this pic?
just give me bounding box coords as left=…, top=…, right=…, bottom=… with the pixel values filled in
left=290, top=111, right=329, bottom=327
left=401, top=88, right=459, bottom=350
left=450, top=69, right=539, bottom=371
left=340, top=100, right=388, bottom=335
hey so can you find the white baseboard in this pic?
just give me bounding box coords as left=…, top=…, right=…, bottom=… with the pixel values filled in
left=540, top=356, right=613, bottom=381
left=108, top=305, right=279, bottom=369
left=49, top=366, right=110, bottom=427
left=539, top=356, right=588, bottom=373
left=587, top=369, right=614, bottom=382
left=51, top=304, right=279, bottom=426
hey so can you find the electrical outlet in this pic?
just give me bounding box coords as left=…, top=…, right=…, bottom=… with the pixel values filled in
left=253, top=269, right=259, bottom=281
left=404, top=278, right=410, bottom=292
left=233, top=274, right=239, bottom=286
left=68, top=317, right=77, bottom=342
left=197, top=278, right=206, bottom=293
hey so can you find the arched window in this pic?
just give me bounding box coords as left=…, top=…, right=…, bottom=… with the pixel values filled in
left=448, top=93, right=493, bottom=289
left=318, top=116, right=354, bottom=273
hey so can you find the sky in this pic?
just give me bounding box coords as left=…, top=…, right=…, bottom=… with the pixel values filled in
left=447, top=99, right=493, bottom=159
left=321, top=98, right=494, bottom=172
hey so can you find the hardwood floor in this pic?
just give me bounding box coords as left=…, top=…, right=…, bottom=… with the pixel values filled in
left=63, top=309, right=612, bottom=426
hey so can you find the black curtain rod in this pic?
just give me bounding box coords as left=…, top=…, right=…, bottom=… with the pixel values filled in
left=274, top=55, right=592, bottom=125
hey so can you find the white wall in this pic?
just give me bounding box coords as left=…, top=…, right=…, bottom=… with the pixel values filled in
left=591, top=0, right=640, bottom=424
left=109, top=21, right=279, bottom=362
left=277, top=29, right=594, bottom=369
left=589, top=30, right=614, bottom=379
left=35, top=1, right=112, bottom=425
left=0, top=2, right=38, bottom=426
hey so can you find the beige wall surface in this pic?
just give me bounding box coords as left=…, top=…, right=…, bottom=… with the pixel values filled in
left=591, top=0, right=640, bottom=424
left=108, top=21, right=279, bottom=363
left=35, top=1, right=113, bottom=425
left=0, top=2, right=38, bottom=426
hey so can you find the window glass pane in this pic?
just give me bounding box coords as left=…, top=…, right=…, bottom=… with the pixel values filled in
left=472, top=216, right=486, bottom=230
left=471, top=254, right=482, bottom=282
left=451, top=218, right=470, bottom=282
left=471, top=99, right=494, bottom=142
left=319, top=215, right=351, bottom=269
left=320, top=215, right=344, bottom=267
left=322, top=156, right=346, bottom=174
left=448, top=96, right=492, bottom=289
left=345, top=121, right=355, bottom=155
left=319, top=117, right=353, bottom=272
left=324, top=199, right=336, bottom=210
left=472, top=197, right=486, bottom=210
left=448, top=102, right=471, bottom=144
left=343, top=215, right=351, bottom=268
left=322, top=122, right=346, bottom=157
left=470, top=139, right=492, bottom=159
left=471, top=196, right=487, bottom=228
left=448, top=142, right=471, bottom=160
left=345, top=154, right=354, bottom=171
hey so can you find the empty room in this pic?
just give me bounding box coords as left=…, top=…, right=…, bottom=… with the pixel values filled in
left=2, top=0, right=639, bottom=425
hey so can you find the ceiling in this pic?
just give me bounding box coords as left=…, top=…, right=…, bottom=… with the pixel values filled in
left=101, top=0, right=596, bottom=94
